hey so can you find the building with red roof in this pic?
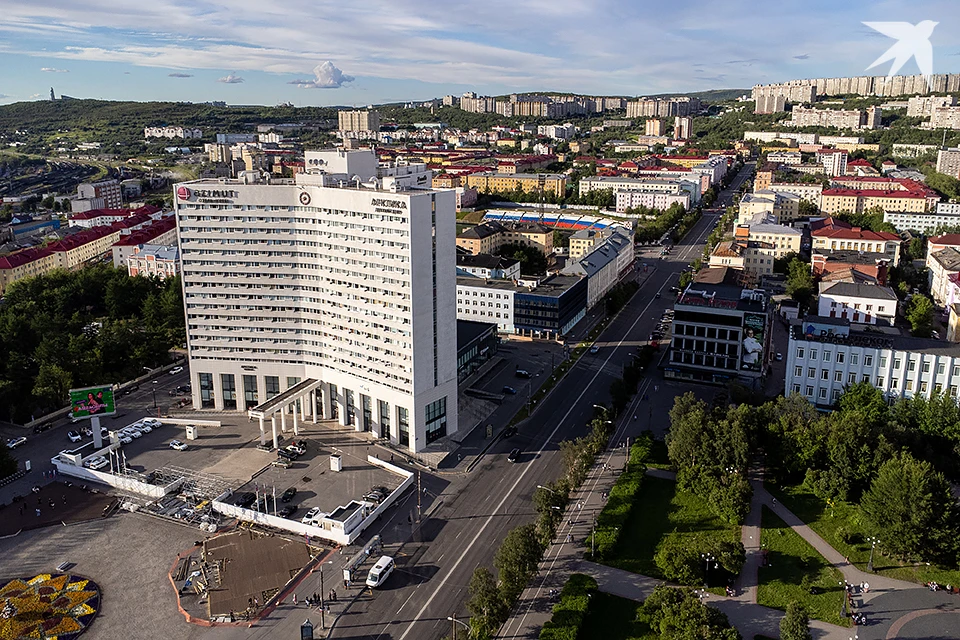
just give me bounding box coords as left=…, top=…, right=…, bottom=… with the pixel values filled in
left=811, top=217, right=901, bottom=264
left=111, top=217, right=179, bottom=267
left=0, top=246, right=57, bottom=294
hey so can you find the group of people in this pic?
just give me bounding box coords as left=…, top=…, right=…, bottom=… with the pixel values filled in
left=927, top=581, right=958, bottom=593
left=303, top=591, right=337, bottom=607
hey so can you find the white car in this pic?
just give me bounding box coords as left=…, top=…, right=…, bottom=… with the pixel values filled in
left=301, top=507, right=322, bottom=525
left=169, top=440, right=188, bottom=451
left=170, top=366, right=184, bottom=375
left=138, top=424, right=153, bottom=434
left=128, top=428, right=143, bottom=439
left=142, top=418, right=161, bottom=427
left=83, top=456, right=108, bottom=470
left=6, top=437, right=26, bottom=449
left=67, top=430, right=82, bottom=443
left=119, top=435, right=133, bottom=445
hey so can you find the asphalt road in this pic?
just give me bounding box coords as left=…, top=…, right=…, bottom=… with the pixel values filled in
left=330, top=162, right=755, bottom=640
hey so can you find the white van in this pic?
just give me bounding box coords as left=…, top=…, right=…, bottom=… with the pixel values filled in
left=365, top=556, right=395, bottom=588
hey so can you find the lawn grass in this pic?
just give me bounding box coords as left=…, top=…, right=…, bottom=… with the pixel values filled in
left=578, top=592, right=656, bottom=640
left=771, top=484, right=960, bottom=587
left=757, top=507, right=847, bottom=626
left=603, top=475, right=739, bottom=577
left=457, top=209, right=487, bottom=223
left=645, top=438, right=671, bottom=470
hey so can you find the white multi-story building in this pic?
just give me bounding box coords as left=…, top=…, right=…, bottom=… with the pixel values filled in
left=819, top=149, right=848, bottom=177
left=884, top=206, right=960, bottom=234
left=615, top=190, right=690, bottom=213
left=906, top=95, right=956, bottom=117
left=937, top=148, right=960, bottom=179
left=174, top=151, right=457, bottom=453
left=766, top=182, right=824, bottom=208
left=927, top=247, right=960, bottom=305
left=456, top=277, right=517, bottom=333
left=144, top=126, right=203, bottom=139
left=580, top=176, right=701, bottom=203
left=786, top=316, right=960, bottom=406
left=768, top=151, right=802, bottom=165
left=561, top=230, right=633, bottom=309
left=817, top=282, right=897, bottom=325
left=126, top=244, right=180, bottom=280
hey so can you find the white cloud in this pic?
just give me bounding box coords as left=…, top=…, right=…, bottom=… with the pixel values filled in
left=40, top=66, right=68, bottom=72
left=288, top=61, right=354, bottom=88
left=217, top=73, right=244, bottom=84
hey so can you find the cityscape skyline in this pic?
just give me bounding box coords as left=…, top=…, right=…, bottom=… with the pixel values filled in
left=1, top=0, right=960, bottom=107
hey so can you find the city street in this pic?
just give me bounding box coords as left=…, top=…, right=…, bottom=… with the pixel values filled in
left=325, top=162, right=754, bottom=640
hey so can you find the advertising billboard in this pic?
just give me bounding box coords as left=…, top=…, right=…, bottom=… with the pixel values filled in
left=69, top=385, right=117, bottom=419
left=740, top=313, right=766, bottom=372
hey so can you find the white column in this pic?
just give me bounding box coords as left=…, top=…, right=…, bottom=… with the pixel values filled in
left=293, top=409, right=299, bottom=436
left=310, top=390, right=318, bottom=424
left=321, top=384, right=333, bottom=420
left=259, top=417, right=265, bottom=446
left=338, top=396, right=348, bottom=427
left=300, top=396, right=306, bottom=421
left=280, top=411, right=287, bottom=434
left=271, top=416, right=278, bottom=450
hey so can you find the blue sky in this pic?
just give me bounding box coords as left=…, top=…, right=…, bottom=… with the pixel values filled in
left=1, top=0, right=959, bottom=106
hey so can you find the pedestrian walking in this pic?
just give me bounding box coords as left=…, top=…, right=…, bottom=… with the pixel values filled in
left=292, top=593, right=297, bottom=605
left=864, top=582, right=869, bottom=593
left=35, top=509, right=41, bottom=517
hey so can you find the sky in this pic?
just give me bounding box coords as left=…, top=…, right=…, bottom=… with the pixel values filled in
left=1, top=0, right=959, bottom=107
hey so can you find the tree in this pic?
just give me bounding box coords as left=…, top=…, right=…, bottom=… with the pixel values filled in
left=780, top=602, right=812, bottom=640
left=906, top=294, right=934, bottom=337
left=494, top=524, right=542, bottom=602
left=642, top=586, right=741, bottom=640
left=785, top=258, right=814, bottom=309
left=496, top=243, right=547, bottom=276
left=907, top=236, right=926, bottom=261
left=861, top=452, right=958, bottom=562
left=797, top=199, right=819, bottom=218
left=466, top=567, right=508, bottom=634
left=678, top=270, right=693, bottom=289
left=32, top=363, right=73, bottom=410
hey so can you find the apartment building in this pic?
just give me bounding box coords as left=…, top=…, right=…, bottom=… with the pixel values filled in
left=819, top=149, right=848, bottom=177
left=674, top=116, right=693, bottom=140
left=626, top=97, right=701, bottom=118
left=738, top=191, right=801, bottom=224
left=0, top=247, right=58, bottom=295
left=562, top=230, right=633, bottom=309
left=455, top=254, right=520, bottom=280
left=144, top=126, right=203, bottom=139
left=738, top=223, right=803, bottom=257
left=883, top=207, right=960, bottom=234
left=819, top=188, right=929, bottom=215
left=569, top=227, right=620, bottom=260
left=644, top=119, right=665, bottom=136
left=337, top=110, right=381, bottom=132
left=787, top=106, right=867, bottom=130
left=931, top=107, right=960, bottom=130
left=767, top=151, right=801, bottom=166
left=174, top=152, right=458, bottom=453
left=667, top=267, right=771, bottom=385
left=579, top=176, right=700, bottom=202
left=752, top=83, right=816, bottom=104
left=928, top=247, right=960, bottom=305
left=811, top=218, right=901, bottom=264
left=71, top=179, right=123, bottom=213
left=456, top=276, right=518, bottom=333
left=936, top=148, right=960, bottom=179
left=616, top=190, right=690, bottom=213
left=906, top=95, right=957, bottom=117
left=817, top=282, right=897, bottom=325
left=785, top=316, right=960, bottom=406
left=755, top=74, right=960, bottom=100
left=464, top=172, right=566, bottom=197
left=755, top=94, right=787, bottom=114
left=455, top=220, right=554, bottom=257
left=110, top=217, right=179, bottom=267
left=126, top=244, right=180, bottom=280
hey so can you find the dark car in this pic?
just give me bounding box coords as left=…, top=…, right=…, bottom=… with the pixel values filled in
left=233, top=492, right=256, bottom=508
left=277, top=505, right=297, bottom=518
left=515, top=369, right=531, bottom=379
left=503, top=426, right=518, bottom=439
left=277, top=448, right=298, bottom=461
left=32, top=422, right=54, bottom=434
left=508, top=448, right=522, bottom=463
left=281, top=487, right=297, bottom=503
left=176, top=384, right=191, bottom=394
left=502, top=385, right=517, bottom=395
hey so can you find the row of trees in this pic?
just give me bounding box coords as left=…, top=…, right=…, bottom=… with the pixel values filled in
left=0, top=265, right=185, bottom=422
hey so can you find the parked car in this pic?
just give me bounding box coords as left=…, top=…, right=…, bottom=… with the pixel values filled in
left=176, top=385, right=191, bottom=394
left=277, top=448, right=298, bottom=461
left=126, top=428, right=143, bottom=439
left=775, top=352, right=783, bottom=361
left=119, top=435, right=133, bottom=445
left=286, top=443, right=306, bottom=456
left=138, top=424, right=153, bottom=434
left=277, top=505, right=297, bottom=518
left=170, top=366, right=184, bottom=375
left=169, top=440, right=188, bottom=451
left=281, top=487, right=297, bottom=503
left=81, top=426, right=93, bottom=437
left=233, top=492, right=256, bottom=508
left=508, top=448, right=522, bottom=463
left=589, top=346, right=600, bottom=354
left=6, top=437, right=26, bottom=449
left=142, top=418, right=161, bottom=427
left=67, top=430, right=82, bottom=443
left=32, top=422, right=53, bottom=434
left=655, top=292, right=662, bottom=298
left=272, top=457, right=292, bottom=469
left=515, top=369, right=531, bottom=379
left=503, top=426, right=518, bottom=438
left=301, top=506, right=322, bottom=525
left=502, top=386, right=517, bottom=395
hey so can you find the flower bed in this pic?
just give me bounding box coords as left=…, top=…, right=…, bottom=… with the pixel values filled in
left=0, top=573, right=101, bottom=639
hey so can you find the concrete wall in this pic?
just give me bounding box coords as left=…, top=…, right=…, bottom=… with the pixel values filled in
left=50, top=457, right=183, bottom=499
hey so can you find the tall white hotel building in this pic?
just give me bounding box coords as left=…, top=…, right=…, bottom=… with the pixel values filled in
left=174, top=149, right=458, bottom=452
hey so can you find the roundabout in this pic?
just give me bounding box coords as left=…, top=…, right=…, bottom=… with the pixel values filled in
left=0, top=573, right=101, bottom=639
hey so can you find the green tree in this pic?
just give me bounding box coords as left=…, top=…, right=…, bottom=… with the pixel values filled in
left=641, top=585, right=741, bottom=640
left=466, top=567, right=508, bottom=634
left=32, top=363, right=73, bottom=409
left=861, top=452, right=958, bottom=562
left=906, top=294, right=934, bottom=337
left=785, top=258, right=814, bottom=309
left=780, top=602, right=812, bottom=640
left=496, top=242, right=547, bottom=276
left=907, top=236, right=925, bottom=261
left=797, top=199, right=819, bottom=218
left=494, top=524, right=542, bottom=602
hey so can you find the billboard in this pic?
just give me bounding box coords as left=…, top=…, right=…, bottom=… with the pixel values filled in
left=69, top=385, right=117, bottom=419
left=740, top=313, right=766, bottom=372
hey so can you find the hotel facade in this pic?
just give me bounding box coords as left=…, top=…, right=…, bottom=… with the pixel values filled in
left=174, top=155, right=458, bottom=453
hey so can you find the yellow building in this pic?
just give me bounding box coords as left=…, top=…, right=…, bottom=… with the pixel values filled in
left=465, top=172, right=567, bottom=197
left=456, top=220, right=555, bottom=256
left=820, top=188, right=928, bottom=214
left=50, top=226, right=122, bottom=269
left=0, top=247, right=59, bottom=295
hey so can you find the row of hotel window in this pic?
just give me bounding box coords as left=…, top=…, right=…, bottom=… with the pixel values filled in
left=791, top=367, right=952, bottom=394
left=790, top=382, right=959, bottom=401
left=795, top=347, right=955, bottom=374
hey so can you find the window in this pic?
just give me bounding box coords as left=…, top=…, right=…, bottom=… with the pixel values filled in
left=221, top=374, right=237, bottom=410
left=877, top=377, right=884, bottom=387
left=880, top=356, right=887, bottom=368
left=810, top=349, right=818, bottom=360
left=806, top=385, right=814, bottom=396
left=379, top=400, right=391, bottom=439
left=832, top=389, right=841, bottom=402
left=937, top=363, right=945, bottom=375
left=851, top=354, right=859, bottom=365
left=908, top=360, right=916, bottom=372
left=792, top=384, right=801, bottom=394
left=894, top=358, right=901, bottom=369
left=951, top=385, right=958, bottom=397
left=906, top=380, right=913, bottom=391
left=892, top=378, right=899, bottom=389
left=954, top=366, right=960, bottom=377
left=836, top=352, right=845, bottom=364
left=865, top=355, right=873, bottom=367
left=795, top=366, right=803, bottom=377
left=808, top=368, right=816, bottom=378
left=819, top=388, right=828, bottom=399
left=796, top=347, right=805, bottom=359
left=242, top=375, right=258, bottom=410
left=425, top=397, right=447, bottom=444
left=922, top=362, right=930, bottom=373
left=920, top=381, right=928, bottom=393
left=398, top=406, right=410, bottom=446
left=821, top=369, right=829, bottom=380
left=835, top=371, right=843, bottom=382
left=265, top=376, right=280, bottom=400
left=848, top=373, right=857, bottom=385
left=199, top=372, right=214, bottom=409
left=823, top=351, right=831, bottom=361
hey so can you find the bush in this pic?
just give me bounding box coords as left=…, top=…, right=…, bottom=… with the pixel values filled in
left=538, top=574, right=598, bottom=640
left=590, top=434, right=652, bottom=560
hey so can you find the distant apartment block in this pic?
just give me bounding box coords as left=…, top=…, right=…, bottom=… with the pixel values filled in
left=752, top=83, right=816, bottom=104
left=464, top=172, right=566, bottom=198
left=626, top=97, right=701, bottom=118
left=787, top=106, right=872, bottom=130
left=215, top=133, right=256, bottom=144
left=930, top=107, right=960, bottom=130
left=674, top=116, right=693, bottom=140
left=616, top=190, right=691, bottom=214
left=125, top=244, right=180, bottom=280
left=111, top=217, right=178, bottom=267
left=907, top=95, right=957, bottom=117
left=645, top=119, right=665, bottom=136
left=338, top=109, right=381, bottom=132
left=753, top=74, right=960, bottom=99
left=144, top=126, right=203, bottom=139
left=71, top=179, right=123, bottom=213
left=754, top=94, right=787, bottom=114
left=936, top=148, right=960, bottom=178
left=819, top=149, right=848, bottom=177
left=767, top=151, right=801, bottom=165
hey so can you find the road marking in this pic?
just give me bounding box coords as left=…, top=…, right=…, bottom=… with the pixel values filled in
left=438, top=553, right=444, bottom=562
left=397, top=590, right=417, bottom=614
left=394, top=269, right=669, bottom=640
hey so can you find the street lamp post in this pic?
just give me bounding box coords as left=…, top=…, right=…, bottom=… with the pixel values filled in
left=701, top=553, right=716, bottom=588
left=318, top=559, right=333, bottom=629
left=840, top=581, right=847, bottom=618
left=866, top=537, right=879, bottom=573
left=151, top=380, right=158, bottom=409
left=447, top=615, right=469, bottom=640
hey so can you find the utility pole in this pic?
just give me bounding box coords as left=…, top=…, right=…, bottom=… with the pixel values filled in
left=417, top=470, right=422, bottom=523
